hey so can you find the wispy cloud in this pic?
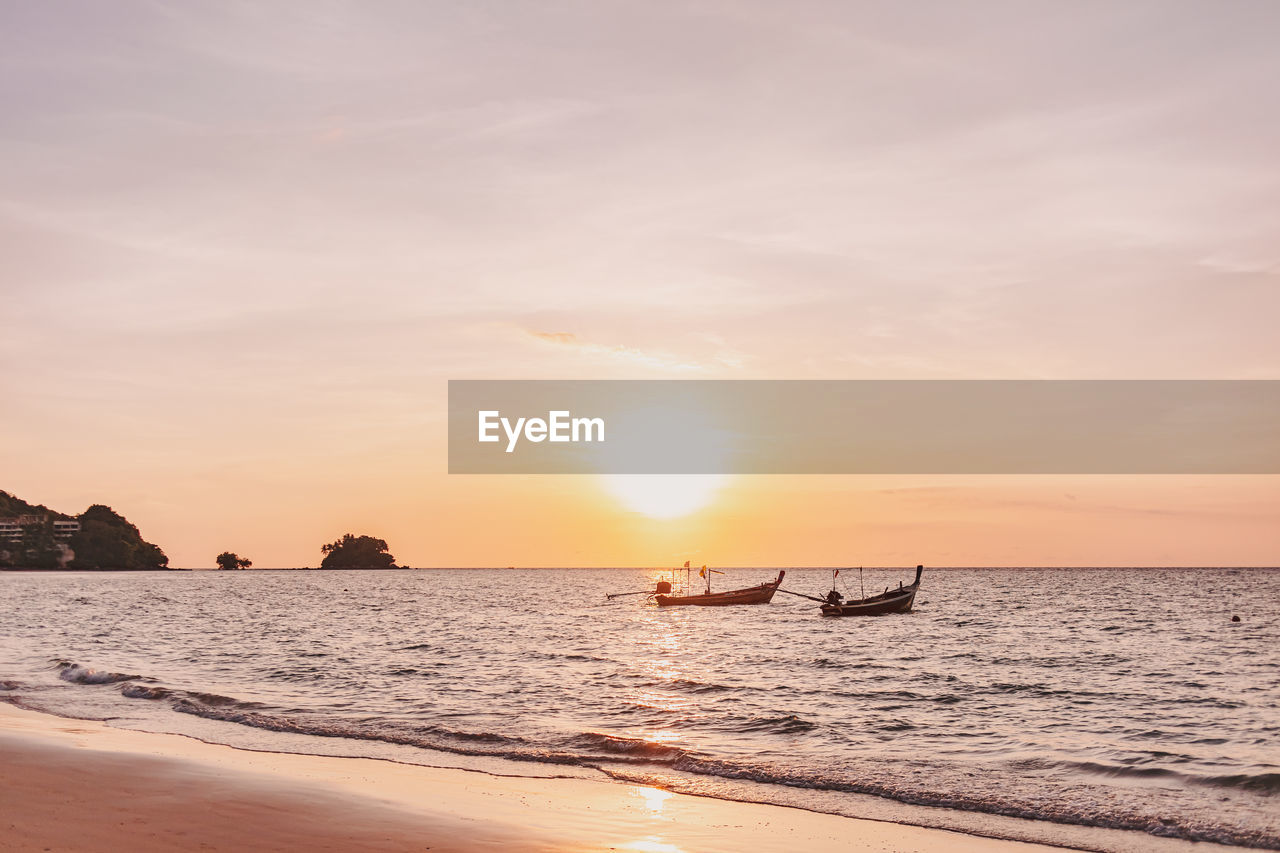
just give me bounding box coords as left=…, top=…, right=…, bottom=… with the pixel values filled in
left=525, top=329, right=705, bottom=372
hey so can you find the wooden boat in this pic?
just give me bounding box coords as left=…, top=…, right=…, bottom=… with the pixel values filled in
left=655, top=570, right=785, bottom=607
left=820, top=565, right=922, bottom=617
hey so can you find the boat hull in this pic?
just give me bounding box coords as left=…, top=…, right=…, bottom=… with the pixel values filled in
left=819, top=565, right=923, bottom=617
left=655, top=571, right=784, bottom=607
left=820, top=586, right=916, bottom=616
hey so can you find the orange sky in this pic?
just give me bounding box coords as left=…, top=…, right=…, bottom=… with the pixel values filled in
left=1, top=3, right=1278, bottom=567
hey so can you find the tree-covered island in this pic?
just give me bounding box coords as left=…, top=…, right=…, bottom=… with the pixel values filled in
left=319, top=534, right=398, bottom=569
left=216, top=551, right=253, bottom=570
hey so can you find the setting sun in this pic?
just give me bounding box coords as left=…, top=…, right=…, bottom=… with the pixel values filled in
left=601, top=475, right=727, bottom=519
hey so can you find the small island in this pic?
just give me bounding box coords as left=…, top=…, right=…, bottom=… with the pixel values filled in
left=320, top=534, right=398, bottom=569
left=216, top=552, right=253, bottom=571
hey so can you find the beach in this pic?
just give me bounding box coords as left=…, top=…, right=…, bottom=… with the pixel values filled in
left=1, top=702, right=1064, bottom=853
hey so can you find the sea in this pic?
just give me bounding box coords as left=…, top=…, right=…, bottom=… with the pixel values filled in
left=1, top=567, right=1276, bottom=851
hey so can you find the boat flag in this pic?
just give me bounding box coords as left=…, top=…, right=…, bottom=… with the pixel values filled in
left=834, top=569, right=840, bottom=578
left=699, top=566, right=705, bottom=577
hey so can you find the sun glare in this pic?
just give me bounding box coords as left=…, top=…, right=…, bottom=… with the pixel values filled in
left=601, top=475, right=727, bottom=519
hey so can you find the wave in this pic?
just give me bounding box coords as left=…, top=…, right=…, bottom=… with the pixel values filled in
left=653, top=677, right=730, bottom=694
left=642, top=757, right=1280, bottom=848
left=134, top=681, right=696, bottom=769
left=167, top=699, right=611, bottom=767
left=165, top=687, right=1280, bottom=845
left=1055, top=759, right=1280, bottom=794
left=55, top=661, right=140, bottom=685
left=530, top=651, right=614, bottom=664
left=1067, top=760, right=1184, bottom=781
left=1201, top=772, right=1280, bottom=794
left=728, top=714, right=817, bottom=735
left=53, top=661, right=259, bottom=710
left=41, top=659, right=1280, bottom=849
left=568, top=732, right=687, bottom=760
left=120, top=684, right=170, bottom=700
left=419, top=724, right=528, bottom=745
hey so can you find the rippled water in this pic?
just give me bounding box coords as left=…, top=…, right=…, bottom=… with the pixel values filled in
left=1, top=568, right=1276, bottom=849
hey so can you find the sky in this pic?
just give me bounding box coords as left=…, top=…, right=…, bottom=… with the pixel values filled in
left=1, top=1, right=1277, bottom=567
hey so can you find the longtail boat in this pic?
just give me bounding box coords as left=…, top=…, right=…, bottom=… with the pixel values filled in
left=655, top=570, right=785, bottom=607
left=819, top=565, right=922, bottom=616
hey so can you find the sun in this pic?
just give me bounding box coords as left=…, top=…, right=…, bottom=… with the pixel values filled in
left=601, top=475, right=727, bottom=519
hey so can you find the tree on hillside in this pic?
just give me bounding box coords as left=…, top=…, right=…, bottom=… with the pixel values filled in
left=69, top=504, right=169, bottom=570
left=216, top=551, right=252, bottom=570
left=319, top=533, right=397, bottom=569
left=0, top=490, right=69, bottom=521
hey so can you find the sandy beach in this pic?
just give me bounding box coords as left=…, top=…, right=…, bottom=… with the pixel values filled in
left=0, top=702, right=1065, bottom=853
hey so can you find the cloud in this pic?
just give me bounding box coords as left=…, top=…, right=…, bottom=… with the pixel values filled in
left=525, top=329, right=705, bottom=372
left=531, top=331, right=579, bottom=345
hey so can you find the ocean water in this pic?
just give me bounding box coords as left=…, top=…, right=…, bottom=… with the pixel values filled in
left=1, top=567, right=1276, bottom=850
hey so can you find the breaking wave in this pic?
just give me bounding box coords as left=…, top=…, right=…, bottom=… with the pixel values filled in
left=34, top=659, right=1276, bottom=848
left=55, top=661, right=140, bottom=685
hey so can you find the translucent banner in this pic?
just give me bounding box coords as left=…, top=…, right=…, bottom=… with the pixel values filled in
left=448, top=380, right=1280, bottom=474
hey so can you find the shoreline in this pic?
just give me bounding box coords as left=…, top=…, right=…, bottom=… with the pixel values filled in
left=0, top=701, right=1063, bottom=853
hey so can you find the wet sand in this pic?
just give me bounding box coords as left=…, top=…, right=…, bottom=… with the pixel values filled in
left=0, top=702, right=1064, bottom=852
